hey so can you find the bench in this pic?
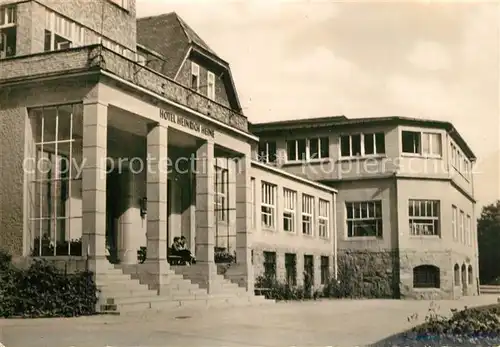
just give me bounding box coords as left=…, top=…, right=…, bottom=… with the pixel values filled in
left=167, top=248, right=186, bottom=265
left=254, top=287, right=271, bottom=297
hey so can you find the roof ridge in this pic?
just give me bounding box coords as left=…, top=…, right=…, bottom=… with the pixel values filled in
left=172, top=12, right=192, bottom=46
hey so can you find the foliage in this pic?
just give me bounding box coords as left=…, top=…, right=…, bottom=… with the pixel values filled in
left=254, top=275, right=321, bottom=301
left=137, top=246, right=147, bottom=264
left=31, top=235, right=82, bottom=256
left=214, top=247, right=236, bottom=264
left=478, top=200, right=500, bottom=284
left=0, top=250, right=98, bottom=318
left=404, top=302, right=500, bottom=343
left=322, top=252, right=397, bottom=299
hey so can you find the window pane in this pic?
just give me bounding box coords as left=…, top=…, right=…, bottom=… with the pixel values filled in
left=364, top=133, right=375, bottom=155
left=268, top=141, right=277, bottom=162
left=340, top=135, right=350, bottom=156
left=287, top=140, right=297, bottom=161
left=320, top=137, right=329, bottom=158
left=431, top=134, right=442, bottom=155
left=422, top=133, right=430, bottom=154
left=351, top=134, right=361, bottom=156
left=346, top=204, right=353, bottom=219
left=297, top=139, right=306, bottom=160
left=375, top=133, right=385, bottom=154
left=402, top=131, right=420, bottom=154
left=309, top=138, right=319, bottom=159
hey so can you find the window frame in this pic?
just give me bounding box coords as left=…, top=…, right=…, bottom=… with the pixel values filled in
left=459, top=210, right=465, bottom=244
left=346, top=201, right=383, bottom=238
left=320, top=256, right=329, bottom=285
left=263, top=251, right=277, bottom=280
left=258, top=141, right=277, bottom=164
left=413, top=265, right=440, bottom=289
left=0, top=6, right=16, bottom=29
left=285, top=253, right=297, bottom=286
left=308, top=136, right=330, bottom=160
left=207, top=71, right=215, bottom=100
left=214, top=166, right=228, bottom=223
left=452, top=205, right=458, bottom=241
left=283, top=188, right=296, bottom=233
left=301, top=194, right=314, bottom=236
left=466, top=215, right=471, bottom=246
left=340, top=132, right=386, bottom=158
left=250, top=177, right=256, bottom=229
left=191, top=62, right=200, bottom=92
left=408, top=199, right=440, bottom=237
left=401, top=130, right=442, bottom=157
left=261, top=182, right=277, bottom=230
left=318, top=199, right=330, bottom=239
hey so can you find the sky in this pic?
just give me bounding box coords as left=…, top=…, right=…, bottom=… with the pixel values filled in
left=136, top=0, right=500, bottom=209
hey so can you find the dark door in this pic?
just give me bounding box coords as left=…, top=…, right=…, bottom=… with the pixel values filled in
left=106, top=170, right=120, bottom=263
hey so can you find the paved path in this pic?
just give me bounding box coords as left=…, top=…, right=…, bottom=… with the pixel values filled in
left=0, top=295, right=497, bottom=347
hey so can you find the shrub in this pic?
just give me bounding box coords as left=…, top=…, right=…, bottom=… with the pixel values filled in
left=214, top=247, right=235, bottom=264
left=406, top=302, right=500, bottom=341
left=0, top=250, right=98, bottom=318
left=137, top=246, right=147, bottom=264
left=254, top=275, right=321, bottom=301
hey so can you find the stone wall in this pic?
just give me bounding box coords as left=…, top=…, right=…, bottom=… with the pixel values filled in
left=337, top=250, right=400, bottom=299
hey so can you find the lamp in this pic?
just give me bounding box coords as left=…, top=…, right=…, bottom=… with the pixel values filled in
left=140, top=197, right=147, bottom=218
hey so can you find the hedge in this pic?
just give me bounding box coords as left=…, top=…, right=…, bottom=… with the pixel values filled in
left=0, top=250, right=98, bottom=318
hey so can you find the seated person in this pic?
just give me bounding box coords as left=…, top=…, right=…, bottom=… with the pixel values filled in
left=170, top=236, right=195, bottom=265
left=179, top=236, right=196, bottom=264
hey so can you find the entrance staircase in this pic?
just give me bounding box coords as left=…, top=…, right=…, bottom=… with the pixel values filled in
left=95, top=263, right=273, bottom=314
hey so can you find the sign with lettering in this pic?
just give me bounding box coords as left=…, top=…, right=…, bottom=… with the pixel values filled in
left=160, top=109, right=215, bottom=138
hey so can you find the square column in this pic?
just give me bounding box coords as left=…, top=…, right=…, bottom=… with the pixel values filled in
left=192, top=141, right=217, bottom=292
left=142, top=124, right=169, bottom=279
left=81, top=101, right=108, bottom=274
left=225, top=155, right=254, bottom=292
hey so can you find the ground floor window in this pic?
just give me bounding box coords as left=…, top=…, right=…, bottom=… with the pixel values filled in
left=346, top=201, right=383, bottom=238
left=320, top=256, right=329, bottom=284
left=454, top=264, right=460, bottom=286
left=285, top=253, right=297, bottom=286
left=304, top=254, right=314, bottom=286
left=468, top=265, right=473, bottom=285
left=28, top=103, right=84, bottom=256
left=413, top=265, right=440, bottom=288
left=263, top=251, right=276, bottom=280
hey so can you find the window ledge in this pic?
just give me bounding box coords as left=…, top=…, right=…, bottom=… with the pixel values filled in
left=413, top=287, right=440, bottom=291
left=345, top=236, right=382, bottom=241
left=337, top=155, right=386, bottom=162
left=409, top=235, right=441, bottom=239
left=401, top=153, right=443, bottom=159
left=285, top=231, right=297, bottom=235
left=302, top=233, right=314, bottom=238
left=262, top=228, right=276, bottom=233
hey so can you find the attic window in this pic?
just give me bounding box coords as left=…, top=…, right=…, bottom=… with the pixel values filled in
left=207, top=71, right=215, bottom=100
left=191, top=62, right=200, bottom=92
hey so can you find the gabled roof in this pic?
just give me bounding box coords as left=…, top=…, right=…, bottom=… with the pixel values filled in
left=136, top=12, right=241, bottom=111
left=250, top=115, right=476, bottom=160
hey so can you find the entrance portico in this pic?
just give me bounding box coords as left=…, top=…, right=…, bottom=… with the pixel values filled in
left=77, top=97, right=253, bottom=292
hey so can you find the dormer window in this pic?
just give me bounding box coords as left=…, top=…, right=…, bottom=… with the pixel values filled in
left=44, top=10, right=85, bottom=52
left=0, top=6, right=16, bottom=59
left=0, top=6, right=16, bottom=28
left=191, top=62, right=200, bottom=92
left=207, top=71, right=215, bottom=100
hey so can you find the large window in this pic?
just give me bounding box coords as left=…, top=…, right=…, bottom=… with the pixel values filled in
left=402, top=131, right=442, bottom=156
left=214, top=167, right=228, bottom=223
left=302, top=194, right=314, bottom=235
left=413, top=265, right=440, bottom=288
left=285, top=253, right=297, bottom=286
left=191, top=62, right=200, bottom=91
left=286, top=139, right=306, bottom=161
left=0, top=5, right=17, bottom=59
left=261, top=182, right=276, bottom=229
left=44, top=10, right=85, bottom=52
left=318, top=199, right=330, bottom=238
left=207, top=71, right=215, bottom=100
left=250, top=178, right=256, bottom=229
left=258, top=141, right=277, bottom=164
left=304, top=255, right=314, bottom=285
left=452, top=205, right=457, bottom=241
left=263, top=251, right=276, bottom=280
left=320, top=256, right=329, bottom=285
left=29, top=104, right=84, bottom=256
left=346, top=201, right=383, bottom=238
left=309, top=137, right=329, bottom=160
left=340, top=133, right=385, bottom=157
left=459, top=210, right=465, bottom=243
left=283, top=188, right=296, bottom=232
left=286, top=137, right=329, bottom=162
left=408, top=200, right=440, bottom=236
left=466, top=215, right=471, bottom=246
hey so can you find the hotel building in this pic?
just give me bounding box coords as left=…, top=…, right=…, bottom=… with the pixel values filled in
left=0, top=0, right=477, bottom=310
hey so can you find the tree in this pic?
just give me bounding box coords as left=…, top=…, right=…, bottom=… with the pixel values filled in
left=478, top=200, right=500, bottom=284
